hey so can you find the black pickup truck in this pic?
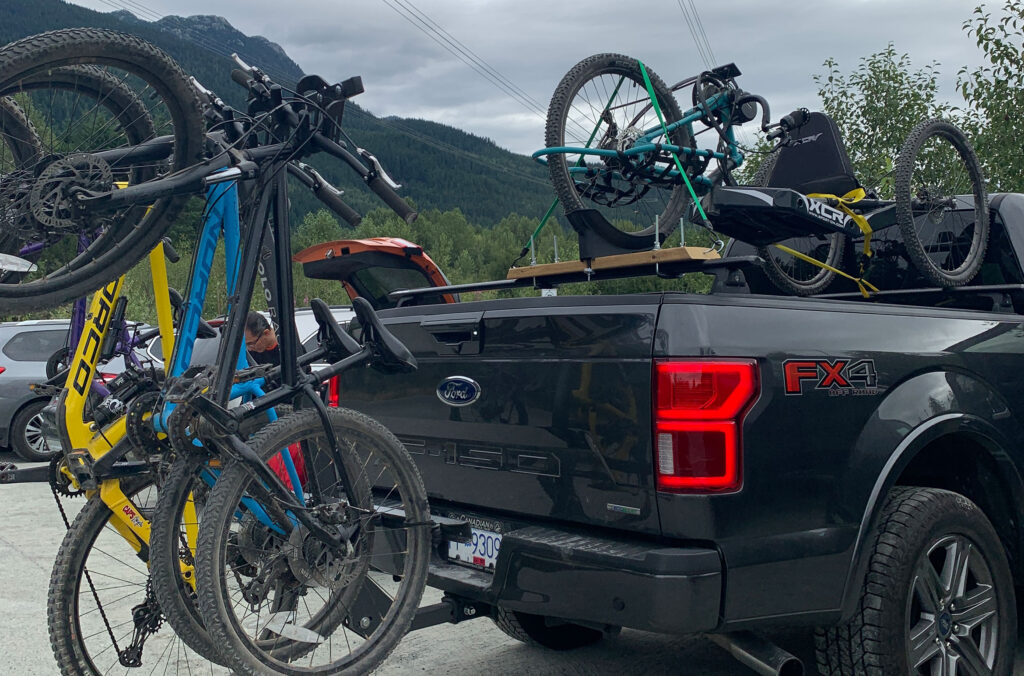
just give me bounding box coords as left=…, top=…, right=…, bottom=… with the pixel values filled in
left=315, top=195, right=1024, bottom=675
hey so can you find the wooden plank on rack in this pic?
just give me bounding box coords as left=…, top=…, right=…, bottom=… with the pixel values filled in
left=506, top=246, right=719, bottom=279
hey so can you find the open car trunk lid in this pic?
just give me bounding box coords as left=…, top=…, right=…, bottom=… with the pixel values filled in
left=294, top=237, right=457, bottom=309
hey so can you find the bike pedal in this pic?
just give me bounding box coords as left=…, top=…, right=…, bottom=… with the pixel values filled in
left=65, top=450, right=98, bottom=491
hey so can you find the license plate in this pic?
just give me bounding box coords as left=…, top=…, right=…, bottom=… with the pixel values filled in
left=448, top=527, right=502, bottom=572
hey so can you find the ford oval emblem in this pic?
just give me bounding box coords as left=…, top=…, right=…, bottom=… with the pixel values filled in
left=437, top=376, right=481, bottom=407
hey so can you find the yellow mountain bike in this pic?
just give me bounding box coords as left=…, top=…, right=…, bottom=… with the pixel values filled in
left=41, top=242, right=229, bottom=674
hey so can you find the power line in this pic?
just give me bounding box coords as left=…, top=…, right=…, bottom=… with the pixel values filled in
left=91, top=0, right=300, bottom=87
left=676, top=0, right=712, bottom=70
left=378, top=0, right=545, bottom=121
left=687, top=0, right=718, bottom=66
left=391, top=0, right=548, bottom=115
left=348, top=107, right=550, bottom=188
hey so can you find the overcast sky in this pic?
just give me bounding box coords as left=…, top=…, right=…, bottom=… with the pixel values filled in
left=67, top=0, right=992, bottom=156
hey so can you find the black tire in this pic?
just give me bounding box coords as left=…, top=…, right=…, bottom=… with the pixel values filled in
left=1, top=65, right=159, bottom=281
left=0, top=28, right=204, bottom=313
left=147, top=454, right=228, bottom=666
left=895, top=119, right=989, bottom=287
left=196, top=407, right=430, bottom=675
left=148, top=405, right=292, bottom=666
left=545, top=53, right=690, bottom=242
left=45, top=345, right=71, bottom=380
left=492, top=607, right=610, bottom=650
left=10, top=399, right=59, bottom=461
left=0, top=97, right=42, bottom=275
left=815, top=487, right=1016, bottom=675
left=753, top=150, right=845, bottom=296
left=47, top=479, right=226, bottom=675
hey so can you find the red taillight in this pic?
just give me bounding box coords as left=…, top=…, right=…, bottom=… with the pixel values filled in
left=98, top=372, right=118, bottom=383
left=327, top=376, right=340, bottom=407
left=653, top=359, right=758, bottom=494
left=0, top=366, right=5, bottom=375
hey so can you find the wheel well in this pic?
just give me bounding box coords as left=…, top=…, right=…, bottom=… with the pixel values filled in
left=895, top=433, right=1021, bottom=584
left=12, top=397, right=48, bottom=422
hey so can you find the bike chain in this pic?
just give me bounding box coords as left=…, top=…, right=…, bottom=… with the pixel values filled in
left=48, top=455, right=84, bottom=499
left=120, top=579, right=164, bottom=667
left=48, top=458, right=123, bottom=661
left=163, top=366, right=215, bottom=455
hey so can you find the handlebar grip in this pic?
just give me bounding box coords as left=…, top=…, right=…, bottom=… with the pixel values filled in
left=367, top=176, right=417, bottom=223
left=160, top=237, right=180, bottom=264
left=231, top=69, right=251, bottom=89
left=313, top=184, right=362, bottom=227
left=780, top=108, right=809, bottom=131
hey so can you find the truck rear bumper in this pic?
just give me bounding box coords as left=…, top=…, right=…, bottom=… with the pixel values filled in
left=429, top=525, right=722, bottom=634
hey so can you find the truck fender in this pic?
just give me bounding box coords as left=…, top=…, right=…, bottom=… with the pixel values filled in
left=836, top=369, right=1024, bottom=621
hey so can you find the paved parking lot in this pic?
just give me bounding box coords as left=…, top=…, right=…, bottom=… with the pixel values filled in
left=1, top=449, right=1019, bottom=675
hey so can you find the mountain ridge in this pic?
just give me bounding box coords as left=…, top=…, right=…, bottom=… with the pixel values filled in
left=0, top=0, right=558, bottom=227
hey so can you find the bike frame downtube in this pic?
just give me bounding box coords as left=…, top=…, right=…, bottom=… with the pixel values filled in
left=210, top=173, right=275, bottom=405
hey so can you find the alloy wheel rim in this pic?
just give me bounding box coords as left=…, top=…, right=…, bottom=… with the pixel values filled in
left=906, top=533, right=999, bottom=675
left=24, top=411, right=57, bottom=455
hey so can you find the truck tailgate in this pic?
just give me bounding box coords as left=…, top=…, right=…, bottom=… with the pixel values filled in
left=337, top=296, right=662, bottom=534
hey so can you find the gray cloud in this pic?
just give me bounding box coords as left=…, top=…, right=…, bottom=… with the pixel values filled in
left=68, top=0, right=993, bottom=155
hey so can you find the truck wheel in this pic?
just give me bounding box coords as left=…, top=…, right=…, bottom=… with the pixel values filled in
left=492, top=607, right=611, bottom=651
left=11, top=399, right=59, bottom=462
left=815, top=487, right=1016, bottom=675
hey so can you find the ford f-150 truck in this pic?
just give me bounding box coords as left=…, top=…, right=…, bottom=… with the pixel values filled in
left=306, top=195, right=1024, bottom=675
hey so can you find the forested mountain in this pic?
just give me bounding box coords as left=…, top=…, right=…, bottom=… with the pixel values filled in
left=0, top=0, right=558, bottom=227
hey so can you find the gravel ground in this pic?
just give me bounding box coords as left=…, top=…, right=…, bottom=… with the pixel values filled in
left=1, top=449, right=1020, bottom=675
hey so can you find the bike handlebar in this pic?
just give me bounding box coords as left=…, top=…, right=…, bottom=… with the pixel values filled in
left=313, top=182, right=362, bottom=226
left=367, top=175, right=417, bottom=223
left=779, top=108, right=810, bottom=131
left=231, top=68, right=252, bottom=90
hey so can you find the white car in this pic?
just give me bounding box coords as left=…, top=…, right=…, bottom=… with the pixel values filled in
left=145, top=306, right=355, bottom=368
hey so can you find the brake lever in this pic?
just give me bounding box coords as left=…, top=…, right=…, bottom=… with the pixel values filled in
left=357, top=148, right=401, bottom=189
left=297, top=162, right=342, bottom=196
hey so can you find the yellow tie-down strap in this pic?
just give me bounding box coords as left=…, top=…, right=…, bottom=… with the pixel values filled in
left=771, top=188, right=878, bottom=298
left=807, top=188, right=873, bottom=257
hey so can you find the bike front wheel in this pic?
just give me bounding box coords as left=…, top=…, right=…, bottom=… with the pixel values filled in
left=48, top=479, right=231, bottom=675
left=196, top=407, right=430, bottom=675
left=545, top=53, right=691, bottom=243
left=894, top=119, right=988, bottom=287
left=0, top=28, right=204, bottom=313
left=753, top=151, right=846, bottom=295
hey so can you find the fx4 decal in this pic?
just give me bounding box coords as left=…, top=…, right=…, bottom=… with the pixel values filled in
left=783, top=359, right=879, bottom=396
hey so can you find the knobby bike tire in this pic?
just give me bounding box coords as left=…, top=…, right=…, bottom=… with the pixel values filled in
left=894, top=119, right=988, bottom=287
left=196, top=407, right=430, bottom=675
left=0, top=28, right=203, bottom=313
left=47, top=478, right=223, bottom=675
left=545, top=53, right=689, bottom=242
left=0, top=98, right=41, bottom=261
left=147, top=454, right=231, bottom=666
left=753, top=151, right=845, bottom=295
left=3, top=65, right=159, bottom=279
left=148, top=404, right=294, bottom=667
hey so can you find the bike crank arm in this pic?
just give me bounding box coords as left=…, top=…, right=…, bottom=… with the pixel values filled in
left=0, top=462, right=50, bottom=484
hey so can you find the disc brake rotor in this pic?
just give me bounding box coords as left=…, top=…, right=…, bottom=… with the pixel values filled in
left=30, top=153, right=113, bottom=232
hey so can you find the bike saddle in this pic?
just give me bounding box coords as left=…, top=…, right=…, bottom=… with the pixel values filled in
left=310, top=297, right=360, bottom=359
left=351, top=296, right=417, bottom=373
left=168, top=287, right=217, bottom=338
